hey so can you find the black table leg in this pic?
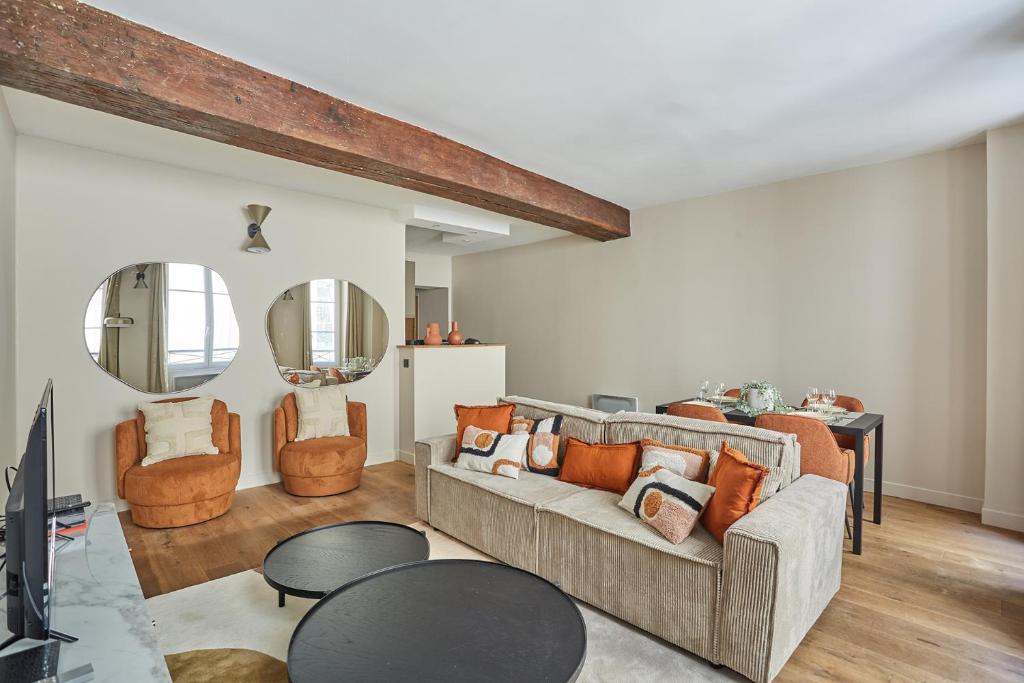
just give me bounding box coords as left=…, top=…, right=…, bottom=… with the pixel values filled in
left=853, top=436, right=864, bottom=554
left=873, top=422, right=884, bottom=525
left=279, top=591, right=286, bottom=608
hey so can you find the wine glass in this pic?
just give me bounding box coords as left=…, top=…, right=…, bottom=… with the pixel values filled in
left=712, top=383, right=726, bottom=407
left=806, top=387, right=819, bottom=412
left=824, top=388, right=837, bottom=412
left=697, top=379, right=710, bottom=401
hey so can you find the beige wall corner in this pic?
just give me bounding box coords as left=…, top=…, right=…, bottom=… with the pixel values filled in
left=984, top=122, right=1024, bottom=532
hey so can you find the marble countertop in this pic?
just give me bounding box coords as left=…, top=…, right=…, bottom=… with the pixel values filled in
left=1, top=503, right=171, bottom=682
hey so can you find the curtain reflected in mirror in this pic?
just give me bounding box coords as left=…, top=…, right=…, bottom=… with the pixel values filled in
left=267, top=279, right=388, bottom=386
left=84, top=263, right=239, bottom=393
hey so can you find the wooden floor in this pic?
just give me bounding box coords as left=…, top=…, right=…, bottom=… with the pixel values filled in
left=121, top=462, right=1024, bottom=682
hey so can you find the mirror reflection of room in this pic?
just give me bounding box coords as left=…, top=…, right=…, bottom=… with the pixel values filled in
left=84, top=263, right=240, bottom=393
left=267, top=279, right=389, bottom=386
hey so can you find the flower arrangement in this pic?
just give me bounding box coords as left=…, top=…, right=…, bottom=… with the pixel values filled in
left=735, top=381, right=790, bottom=416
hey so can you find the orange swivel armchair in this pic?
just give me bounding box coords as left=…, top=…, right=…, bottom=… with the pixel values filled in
left=273, top=394, right=367, bottom=496
left=666, top=402, right=729, bottom=423
left=116, top=397, right=242, bottom=529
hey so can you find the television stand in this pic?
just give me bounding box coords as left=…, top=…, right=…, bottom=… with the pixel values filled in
left=0, top=504, right=170, bottom=682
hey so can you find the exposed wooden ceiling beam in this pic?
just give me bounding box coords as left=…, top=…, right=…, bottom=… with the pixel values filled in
left=0, top=0, right=630, bottom=241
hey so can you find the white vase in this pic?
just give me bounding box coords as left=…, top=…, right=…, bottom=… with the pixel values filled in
left=747, top=388, right=771, bottom=412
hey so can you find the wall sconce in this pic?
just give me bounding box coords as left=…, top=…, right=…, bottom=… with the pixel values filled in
left=133, top=264, right=149, bottom=289
left=245, top=204, right=272, bottom=254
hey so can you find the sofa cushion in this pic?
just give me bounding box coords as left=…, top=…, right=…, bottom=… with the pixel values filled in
left=604, top=412, right=799, bottom=501
left=430, top=463, right=582, bottom=507
left=499, top=396, right=608, bottom=460
left=540, top=487, right=723, bottom=567
left=427, top=464, right=582, bottom=571
left=455, top=403, right=515, bottom=450
left=279, top=436, right=366, bottom=477
left=536, top=487, right=722, bottom=662
left=124, top=452, right=241, bottom=506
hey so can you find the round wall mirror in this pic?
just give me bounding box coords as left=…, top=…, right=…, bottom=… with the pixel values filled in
left=267, top=279, right=389, bottom=386
left=84, top=263, right=239, bottom=393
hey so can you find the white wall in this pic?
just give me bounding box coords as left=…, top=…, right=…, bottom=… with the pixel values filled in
left=454, top=144, right=988, bottom=513
left=0, top=91, right=15, bottom=470
left=15, top=136, right=405, bottom=504
left=407, top=251, right=452, bottom=322
left=984, top=123, right=1024, bottom=531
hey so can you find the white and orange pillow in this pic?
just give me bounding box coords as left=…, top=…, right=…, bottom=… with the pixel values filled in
left=640, top=438, right=711, bottom=482
left=511, top=415, right=563, bottom=476
left=455, top=426, right=529, bottom=480
left=619, top=465, right=715, bottom=544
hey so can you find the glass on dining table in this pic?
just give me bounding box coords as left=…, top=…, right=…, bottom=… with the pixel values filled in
left=824, top=388, right=837, bottom=412
left=806, top=387, right=820, bottom=412
left=711, top=382, right=726, bottom=407
left=697, top=379, right=710, bottom=401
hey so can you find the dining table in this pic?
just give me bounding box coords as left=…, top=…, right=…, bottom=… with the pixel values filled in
left=655, top=398, right=884, bottom=555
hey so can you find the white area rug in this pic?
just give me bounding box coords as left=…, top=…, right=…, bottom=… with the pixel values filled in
left=146, top=522, right=740, bottom=682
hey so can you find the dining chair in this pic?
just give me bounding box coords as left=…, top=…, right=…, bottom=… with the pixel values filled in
left=754, top=413, right=855, bottom=538
left=802, top=394, right=869, bottom=457
left=665, top=402, right=728, bottom=423
left=724, top=388, right=741, bottom=398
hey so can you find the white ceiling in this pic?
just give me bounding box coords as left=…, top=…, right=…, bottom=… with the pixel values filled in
left=84, top=0, right=1024, bottom=209
left=2, top=88, right=563, bottom=255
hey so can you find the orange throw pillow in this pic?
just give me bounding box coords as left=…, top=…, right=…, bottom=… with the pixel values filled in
left=557, top=438, right=642, bottom=495
left=454, top=404, right=515, bottom=452
left=703, top=441, right=769, bottom=543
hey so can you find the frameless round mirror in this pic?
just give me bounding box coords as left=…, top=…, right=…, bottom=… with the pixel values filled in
left=267, top=279, right=389, bottom=386
left=84, top=263, right=239, bottom=393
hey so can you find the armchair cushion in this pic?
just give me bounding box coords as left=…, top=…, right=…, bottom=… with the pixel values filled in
left=278, top=436, right=366, bottom=478
left=137, top=397, right=219, bottom=465
left=123, top=451, right=241, bottom=507
left=135, top=397, right=231, bottom=458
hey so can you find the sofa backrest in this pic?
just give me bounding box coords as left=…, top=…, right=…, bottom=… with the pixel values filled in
left=603, top=412, right=800, bottom=501
left=499, top=395, right=609, bottom=462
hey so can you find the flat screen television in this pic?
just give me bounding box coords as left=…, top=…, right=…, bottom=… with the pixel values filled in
left=3, top=379, right=56, bottom=648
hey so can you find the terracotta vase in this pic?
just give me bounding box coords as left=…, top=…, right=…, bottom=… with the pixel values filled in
left=424, top=322, right=442, bottom=345
left=447, top=321, right=465, bottom=345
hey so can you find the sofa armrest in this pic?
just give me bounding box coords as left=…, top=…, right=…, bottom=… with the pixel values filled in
left=115, top=419, right=141, bottom=499
left=719, top=474, right=846, bottom=683
left=413, top=434, right=457, bottom=522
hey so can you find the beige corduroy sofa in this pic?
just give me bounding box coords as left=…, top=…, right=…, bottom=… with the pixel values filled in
left=414, top=396, right=847, bottom=682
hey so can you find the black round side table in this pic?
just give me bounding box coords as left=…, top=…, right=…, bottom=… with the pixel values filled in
left=288, top=559, right=587, bottom=683
left=262, top=520, right=429, bottom=606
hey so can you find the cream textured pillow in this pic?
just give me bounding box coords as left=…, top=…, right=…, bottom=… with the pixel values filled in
left=619, top=465, right=715, bottom=544
left=295, top=385, right=350, bottom=441
left=138, top=397, right=219, bottom=466
left=455, top=426, right=529, bottom=479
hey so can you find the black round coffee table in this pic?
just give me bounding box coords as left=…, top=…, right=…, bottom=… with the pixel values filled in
left=288, top=559, right=587, bottom=683
left=262, top=521, right=429, bottom=607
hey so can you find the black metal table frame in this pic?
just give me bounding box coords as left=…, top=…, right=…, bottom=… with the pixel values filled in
left=655, top=400, right=884, bottom=555
left=262, top=520, right=430, bottom=606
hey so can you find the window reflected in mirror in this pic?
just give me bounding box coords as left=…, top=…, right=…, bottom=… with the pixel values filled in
left=267, top=279, right=389, bottom=386
left=84, top=263, right=239, bottom=393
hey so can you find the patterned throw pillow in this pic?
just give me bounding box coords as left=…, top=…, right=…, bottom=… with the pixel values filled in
left=455, top=426, right=529, bottom=479
left=294, top=385, right=349, bottom=441
left=511, top=415, right=563, bottom=476
left=640, top=438, right=711, bottom=482
left=137, top=397, right=219, bottom=466
left=618, top=466, right=716, bottom=544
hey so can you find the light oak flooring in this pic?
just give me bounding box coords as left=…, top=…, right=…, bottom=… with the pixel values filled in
left=120, top=462, right=1024, bottom=682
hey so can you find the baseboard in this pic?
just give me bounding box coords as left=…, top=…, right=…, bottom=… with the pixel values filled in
left=863, top=478, right=983, bottom=513
left=397, top=450, right=415, bottom=465
left=981, top=507, right=1024, bottom=532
